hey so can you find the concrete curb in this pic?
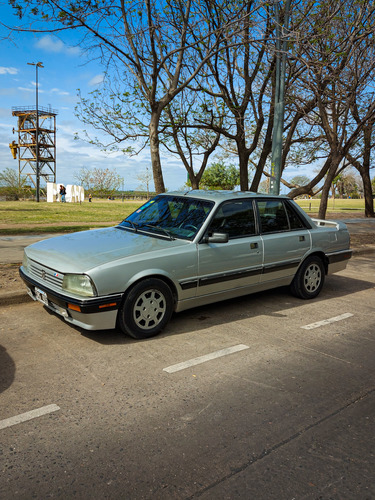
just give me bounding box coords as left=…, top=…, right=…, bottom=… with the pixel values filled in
left=1, top=244, right=374, bottom=308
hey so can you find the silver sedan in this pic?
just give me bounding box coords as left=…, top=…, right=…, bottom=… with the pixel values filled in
left=20, top=191, right=352, bottom=339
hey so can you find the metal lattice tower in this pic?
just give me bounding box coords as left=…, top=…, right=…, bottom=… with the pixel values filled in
left=11, top=106, right=58, bottom=190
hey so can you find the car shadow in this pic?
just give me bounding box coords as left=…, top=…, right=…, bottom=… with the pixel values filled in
left=0, top=345, right=16, bottom=394
left=75, top=273, right=374, bottom=345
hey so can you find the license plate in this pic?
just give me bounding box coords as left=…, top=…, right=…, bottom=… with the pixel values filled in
left=35, top=287, right=48, bottom=306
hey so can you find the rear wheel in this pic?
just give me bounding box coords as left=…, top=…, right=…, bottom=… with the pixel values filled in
left=118, top=278, right=173, bottom=339
left=290, top=256, right=325, bottom=299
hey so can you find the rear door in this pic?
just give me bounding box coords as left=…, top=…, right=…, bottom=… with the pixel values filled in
left=256, top=199, right=311, bottom=283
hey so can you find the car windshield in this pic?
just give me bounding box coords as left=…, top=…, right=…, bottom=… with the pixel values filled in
left=118, top=195, right=214, bottom=240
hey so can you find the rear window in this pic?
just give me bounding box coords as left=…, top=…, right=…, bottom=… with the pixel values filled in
left=257, top=200, right=289, bottom=233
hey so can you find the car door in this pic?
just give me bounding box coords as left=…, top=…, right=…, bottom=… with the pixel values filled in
left=256, top=199, right=311, bottom=283
left=197, top=200, right=263, bottom=297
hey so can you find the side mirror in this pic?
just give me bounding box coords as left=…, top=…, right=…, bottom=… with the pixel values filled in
left=204, top=232, right=229, bottom=244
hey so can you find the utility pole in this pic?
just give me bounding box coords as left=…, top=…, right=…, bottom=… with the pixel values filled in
left=269, top=0, right=291, bottom=195
left=27, top=61, right=44, bottom=202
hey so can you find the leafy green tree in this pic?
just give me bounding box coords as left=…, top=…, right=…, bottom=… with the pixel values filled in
left=331, top=173, right=344, bottom=199
left=331, top=170, right=362, bottom=199
left=197, top=162, right=240, bottom=190
left=342, top=174, right=360, bottom=199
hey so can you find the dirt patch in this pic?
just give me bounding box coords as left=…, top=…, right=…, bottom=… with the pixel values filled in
left=0, top=263, right=23, bottom=294
left=350, top=233, right=375, bottom=246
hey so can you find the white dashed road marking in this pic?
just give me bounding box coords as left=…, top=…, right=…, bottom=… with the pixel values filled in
left=163, top=344, right=249, bottom=374
left=0, top=404, right=60, bottom=430
left=301, top=313, right=354, bottom=330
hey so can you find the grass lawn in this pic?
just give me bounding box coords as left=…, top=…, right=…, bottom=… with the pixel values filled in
left=0, top=197, right=371, bottom=235
left=296, top=197, right=368, bottom=214
left=0, top=199, right=143, bottom=234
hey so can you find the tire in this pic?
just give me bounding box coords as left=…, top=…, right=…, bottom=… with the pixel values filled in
left=290, top=255, right=325, bottom=299
left=118, top=278, right=173, bottom=339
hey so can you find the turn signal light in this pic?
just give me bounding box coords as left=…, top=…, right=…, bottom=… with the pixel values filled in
left=99, top=303, right=117, bottom=309
left=68, top=303, right=81, bottom=312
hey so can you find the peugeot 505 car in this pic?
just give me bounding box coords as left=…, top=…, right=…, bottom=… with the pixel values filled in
left=20, top=191, right=352, bottom=339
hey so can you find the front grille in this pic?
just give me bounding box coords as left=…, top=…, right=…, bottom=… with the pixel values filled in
left=29, top=261, right=64, bottom=289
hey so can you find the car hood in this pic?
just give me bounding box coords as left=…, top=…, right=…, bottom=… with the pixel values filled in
left=25, top=226, right=189, bottom=273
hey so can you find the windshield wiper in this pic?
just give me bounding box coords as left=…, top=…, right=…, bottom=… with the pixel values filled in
left=120, top=219, right=139, bottom=232
left=139, top=223, right=175, bottom=240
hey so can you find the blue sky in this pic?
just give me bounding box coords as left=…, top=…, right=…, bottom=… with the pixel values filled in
left=0, top=4, right=189, bottom=191
left=0, top=4, right=310, bottom=194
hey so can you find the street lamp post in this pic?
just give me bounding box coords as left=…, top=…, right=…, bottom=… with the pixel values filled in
left=27, top=61, right=44, bottom=202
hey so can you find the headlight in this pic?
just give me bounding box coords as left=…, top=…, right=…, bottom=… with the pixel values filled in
left=62, top=274, right=97, bottom=297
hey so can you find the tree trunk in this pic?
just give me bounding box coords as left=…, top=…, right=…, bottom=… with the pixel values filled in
left=250, top=135, right=273, bottom=192
left=318, top=161, right=340, bottom=219
left=190, top=175, right=199, bottom=190
left=346, top=126, right=375, bottom=218
left=360, top=125, right=375, bottom=218
left=250, top=108, right=274, bottom=192
left=362, top=173, right=375, bottom=218
left=149, top=111, right=166, bottom=194
left=237, top=139, right=250, bottom=191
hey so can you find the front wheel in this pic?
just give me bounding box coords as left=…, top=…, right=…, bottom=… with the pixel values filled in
left=118, top=278, right=173, bottom=339
left=290, top=256, right=325, bottom=299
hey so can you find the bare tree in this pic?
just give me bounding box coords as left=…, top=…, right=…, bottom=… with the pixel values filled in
left=161, top=89, right=223, bottom=189
left=6, top=0, right=251, bottom=193
left=286, top=0, right=375, bottom=218
left=191, top=0, right=275, bottom=191
left=74, top=166, right=123, bottom=196
left=135, top=167, right=153, bottom=198
left=346, top=100, right=375, bottom=217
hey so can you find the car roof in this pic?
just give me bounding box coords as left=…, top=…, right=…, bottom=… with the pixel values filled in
left=163, top=190, right=290, bottom=203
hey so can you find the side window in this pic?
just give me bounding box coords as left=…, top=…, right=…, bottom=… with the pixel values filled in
left=209, top=200, right=256, bottom=238
left=257, top=200, right=289, bottom=233
left=285, top=202, right=306, bottom=230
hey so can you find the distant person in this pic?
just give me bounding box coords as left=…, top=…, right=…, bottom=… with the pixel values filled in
left=89, top=193, right=92, bottom=202
left=59, top=185, right=66, bottom=203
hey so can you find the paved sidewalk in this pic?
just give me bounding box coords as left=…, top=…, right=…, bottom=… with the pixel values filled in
left=0, top=234, right=63, bottom=265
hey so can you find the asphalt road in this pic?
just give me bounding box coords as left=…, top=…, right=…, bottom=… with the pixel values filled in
left=1, top=252, right=374, bottom=499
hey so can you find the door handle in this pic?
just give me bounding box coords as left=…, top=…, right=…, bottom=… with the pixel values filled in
left=250, top=242, right=258, bottom=249
left=299, top=235, right=305, bottom=242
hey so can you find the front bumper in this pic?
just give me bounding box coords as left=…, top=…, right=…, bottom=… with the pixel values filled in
left=19, top=267, right=122, bottom=331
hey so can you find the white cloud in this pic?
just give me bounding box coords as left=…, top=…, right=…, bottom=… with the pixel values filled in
left=88, top=74, right=105, bottom=86
left=17, top=87, right=35, bottom=93
left=50, top=88, right=70, bottom=96
left=35, top=35, right=81, bottom=56
left=0, top=67, right=18, bottom=75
